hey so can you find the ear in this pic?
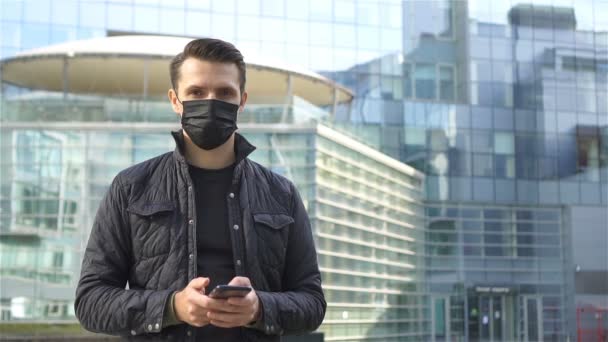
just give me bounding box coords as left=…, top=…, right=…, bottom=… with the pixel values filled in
left=238, top=91, right=248, bottom=113
left=168, top=88, right=182, bottom=116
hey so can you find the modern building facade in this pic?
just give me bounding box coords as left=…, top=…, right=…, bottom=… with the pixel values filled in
left=1, top=0, right=607, bottom=341
left=0, top=34, right=427, bottom=341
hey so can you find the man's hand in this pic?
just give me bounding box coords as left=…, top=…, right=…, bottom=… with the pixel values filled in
left=206, top=276, right=261, bottom=328
left=174, top=277, right=212, bottom=327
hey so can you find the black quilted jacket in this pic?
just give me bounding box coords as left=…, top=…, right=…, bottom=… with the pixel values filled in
left=75, top=131, right=326, bottom=341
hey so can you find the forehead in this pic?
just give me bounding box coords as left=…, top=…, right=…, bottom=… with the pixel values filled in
left=177, top=58, right=240, bottom=89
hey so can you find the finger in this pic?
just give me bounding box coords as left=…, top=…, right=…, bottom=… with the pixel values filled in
left=227, top=276, right=251, bottom=286
left=226, top=295, right=253, bottom=306
left=199, top=297, right=235, bottom=312
left=209, top=320, right=239, bottom=329
left=207, top=311, right=249, bottom=324
left=189, top=277, right=210, bottom=292
left=205, top=301, right=244, bottom=314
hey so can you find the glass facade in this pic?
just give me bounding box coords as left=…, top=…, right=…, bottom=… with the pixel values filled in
left=1, top=0, right=607, bottom=340
left=0, top=121, right=426, bottom=340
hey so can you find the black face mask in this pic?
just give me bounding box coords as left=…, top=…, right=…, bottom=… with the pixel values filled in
left=180, top=99, right=239, bottom=150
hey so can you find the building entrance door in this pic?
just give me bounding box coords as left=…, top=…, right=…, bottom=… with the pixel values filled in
left=468, top=292, right=514, bottom=341
left=431, top=296, right=450, bottom=342
left=520, top=296, right=543, bottom=342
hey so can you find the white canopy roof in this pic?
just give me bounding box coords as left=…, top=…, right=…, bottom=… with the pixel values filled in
left=1, top=35, right=353, bottom=106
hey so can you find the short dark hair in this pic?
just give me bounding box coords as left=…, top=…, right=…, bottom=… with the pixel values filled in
left=170, top=38, right=246, bottom=94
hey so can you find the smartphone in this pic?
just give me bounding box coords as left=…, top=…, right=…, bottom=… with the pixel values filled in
left=208, top=285, right=252, bottom=299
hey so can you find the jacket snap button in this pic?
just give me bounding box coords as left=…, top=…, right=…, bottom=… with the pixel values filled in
left=233, top=224, right=239, bottom=230
left=229, top=192, right=235, bottom=198
left=188, top=219, right=194, bottom=225
left=189, top=254, right=193, bottom=260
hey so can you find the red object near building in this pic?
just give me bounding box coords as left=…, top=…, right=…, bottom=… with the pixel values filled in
left=577, top=306, right=608, bottom=342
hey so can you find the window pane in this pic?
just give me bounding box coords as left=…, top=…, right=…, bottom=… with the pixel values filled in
left=473, top=154, right=494, bottom=177
left=437, top=0, right=453, bottom=38
left=494, top=132, right=514, bottom=154
left=439, top=66, right=455, bottom=101
left=404, top=64, right=413, bottom=98
left=415, top=63, right=436, bottom=99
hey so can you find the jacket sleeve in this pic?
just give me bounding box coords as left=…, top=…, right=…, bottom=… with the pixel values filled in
left=74, top=176, right=173, bottom=336
left=251, top=183, right=326, bottom=335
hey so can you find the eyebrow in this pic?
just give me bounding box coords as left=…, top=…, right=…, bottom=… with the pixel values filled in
left=184, top=84, right=238, bottom=93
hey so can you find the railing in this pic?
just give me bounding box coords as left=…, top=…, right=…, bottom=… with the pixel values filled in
left=577, top=305, right=608, bottom=342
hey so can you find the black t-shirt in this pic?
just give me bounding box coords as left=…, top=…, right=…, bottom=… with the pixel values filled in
left=188, top=162, right=241, bottom=339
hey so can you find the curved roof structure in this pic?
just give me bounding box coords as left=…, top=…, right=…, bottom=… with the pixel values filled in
left=1, top=35, right=353, bottom=106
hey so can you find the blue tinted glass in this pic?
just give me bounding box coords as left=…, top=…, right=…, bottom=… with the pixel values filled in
left=539, top=181, right=559, bottom=204
left=453, top=105, right=471, bottom=128
left=134, top=6, right=160, bottom=32
left=358, top=26, right=380, bottom=50
left=80, top=1, right=106, bottom=28
left=495, top=155, right=515, bottom=178
left=449, top=150, right=471, bottom=176
left=517, top=180, right=538, bottom=204
left=286, top=0, right=308, bottom=19
left=21, top=23, right=50, bottom=49
left=237, top=0, right=259, bottom=15
left=334, top=0, right=355, bottom=23
left=160, top=8, right=185, bottom=35
left=380, top=29, right=403, bottom=53
left=515, top=109, right=536, bottom=132
left=213, top=0, right=235, bottom=13
left=495, top=179, right=515, bottom=203
left=1, top=22, right=21, bottom=47
left=473, top=178, right=494, bottom=201
left=414, top=63, right=436, bottom=99
left=50, top=25, right=77, bottom=44
left=185, top=11, right=211, bottom=36
left=186, top=0, right=210, bottom=10
left=24, top=0, right=50, bottom=23
left=310, top=0, right=332, bottom=21
left=160, top=0, right=185, bottom=9
left=471, top=131, right=493, bottom=153
left=334, top=24, right=356, bottom=48
left=580, top=183, right=601, bottom=204
left=450, top=177, right=472, bottom=201
left=493, top=108, right=514, bottom=130
left=107, top=4, right=133, bottom=30
left=260, top=18, right=285, bottom=43
left=51, top=0, right=78, bottom=26
left=559, top=181, right=580, bottom=204
left=2, top=0, right=23, bottom=21
left=211, top=13, right=235, bottom=41
left=473, top=154, right=493, bottom=177
left=261, top=0, right=284, bottom=17
left=471, top=107, right=492, bottom=129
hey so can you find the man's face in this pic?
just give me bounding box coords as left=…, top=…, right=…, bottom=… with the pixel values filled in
left=169, top=58, right=247, bottom=115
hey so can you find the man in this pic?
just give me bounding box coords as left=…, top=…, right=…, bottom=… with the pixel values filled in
left=75, top=38, right=326, bottom=341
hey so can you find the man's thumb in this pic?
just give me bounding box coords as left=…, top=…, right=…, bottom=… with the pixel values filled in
left=189, top=277, right=210, bottom=291
left=228, top=276, right=251, bottom=286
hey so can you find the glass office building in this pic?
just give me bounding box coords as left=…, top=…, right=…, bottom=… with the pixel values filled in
left=0, top=33, right=427, bottom=341
left=1, top=0, right=607, bottom=341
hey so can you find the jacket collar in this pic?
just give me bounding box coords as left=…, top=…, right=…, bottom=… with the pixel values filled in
left=171, top=129, right=256, bottom=166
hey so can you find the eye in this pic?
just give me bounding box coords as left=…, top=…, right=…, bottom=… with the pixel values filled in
left=220, top=88, right=235, bottom=98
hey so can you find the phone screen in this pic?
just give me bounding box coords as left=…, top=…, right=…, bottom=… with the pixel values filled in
left=208, top=285, right=252, bottom=299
